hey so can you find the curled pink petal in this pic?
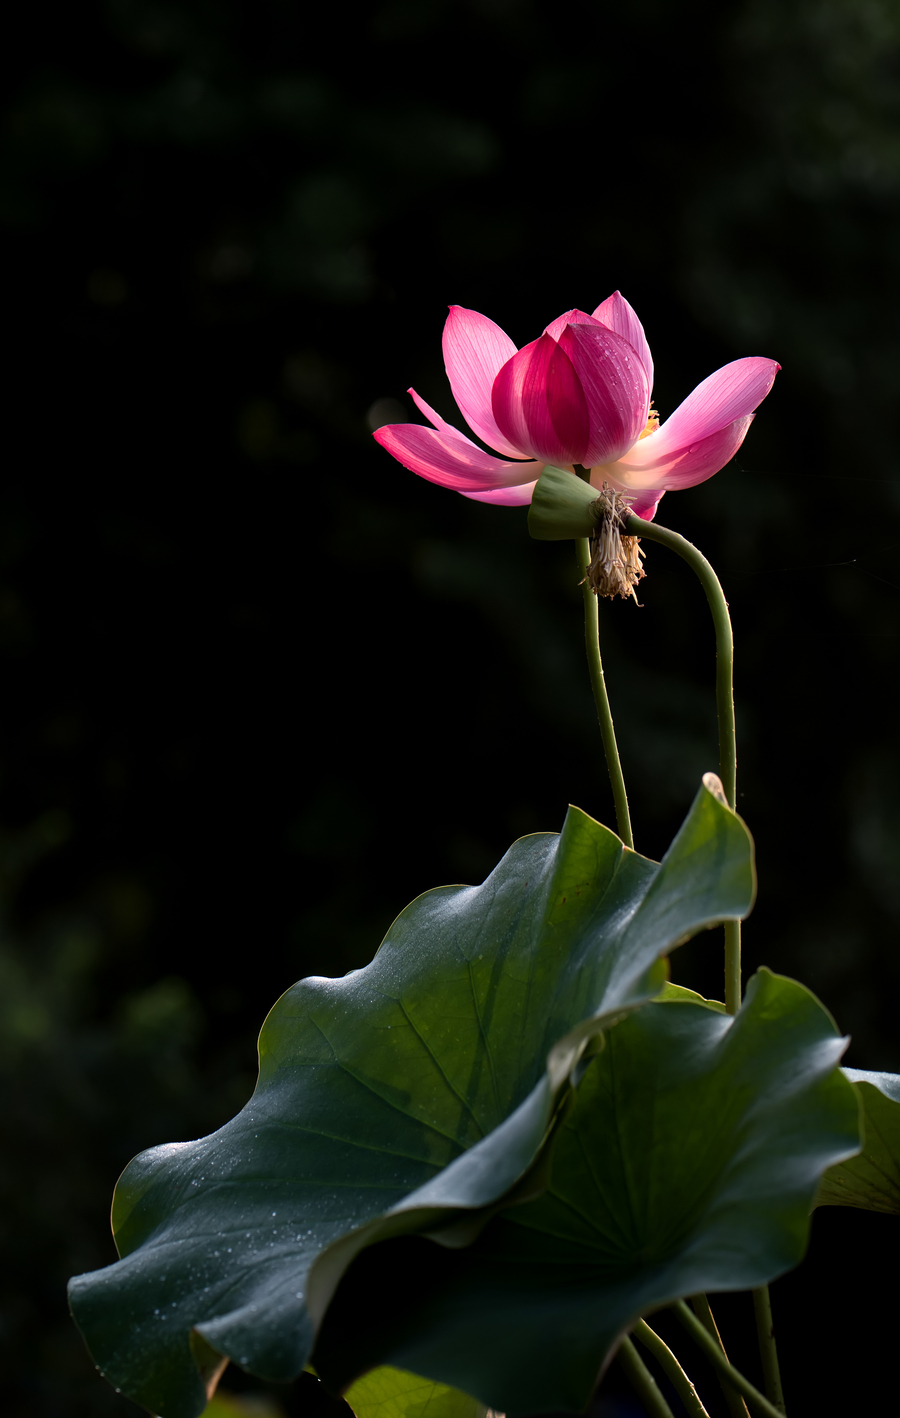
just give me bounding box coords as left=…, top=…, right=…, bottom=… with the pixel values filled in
left=627, top=357, right=779, bottom=469
left=408, top=386, right=461, bottom=436
left=651, top=416, right=755, bottom=489
left=442, top=306, right=523, bottom=458
left=408, top=385, right=537, bottom=473
left=492, top=334, right=590, bottom=465
left=606, top=416, right=755, bottom=492
left=558, top=322, right=650, bottom=466
left=593, top=291, right=654, bottom=390
left=627, top=488, right=666, bottom=521
left=373, top=419, right=539, bottom=493
left=462, top=480, right=538, bottom=505
left=542, top=308, right=603, bottom=342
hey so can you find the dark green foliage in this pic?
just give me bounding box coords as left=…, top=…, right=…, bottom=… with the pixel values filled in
left=3, top=2, right=900, bottom=1415
left=69, top=782, right=754, bottom=1417
left=314, top=976, right=858, bottom=1415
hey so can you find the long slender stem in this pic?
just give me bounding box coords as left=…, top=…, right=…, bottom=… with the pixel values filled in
left=577, top=536, right=633, bottom=848
left=623, top=516, right=735, bottom=808
left=624, top=516, right=740, bottom=1008
left=672, top=1302, right=784, bottom=1418
left=689, top=1295, right=750, bottom=1418
left=751, top=1287, right=787, bottom=1414
left=633, top=1319, right=710, bottom=1417
left=617, top=1335, right=677, bottom=1418
left=722, top=921, right=741, bottom=1018
left=625, top=517, right=786, bottom=1409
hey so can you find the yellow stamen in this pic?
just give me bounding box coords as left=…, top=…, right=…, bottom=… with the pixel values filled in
left=638, top=407, right=660, bottom=440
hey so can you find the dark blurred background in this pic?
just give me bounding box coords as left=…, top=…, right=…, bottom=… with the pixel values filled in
left=2, top=0, right=899, bottom=1414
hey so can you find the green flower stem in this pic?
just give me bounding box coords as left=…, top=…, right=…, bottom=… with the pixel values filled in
left=626, top=516, right=786, bottom=1409
left=617, top=1335, right=677, bottom=1418
left=633, top=1319, right=711, bottom=1417
left=577, top=536, right=634, bottom=848
left=623, top=516, right=739, bottom=1010
left=672, top=1301, right=785, bottom=1418
left=722, top=922, right=741, bottom=1017
left=623, top=516, right=735, bottom=809
left=752, top=1286, right=787, bottom=1415
left=689, top=1295, right=750, bottom=1418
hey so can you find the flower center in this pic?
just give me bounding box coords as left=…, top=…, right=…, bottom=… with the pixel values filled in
left=638, top=407, right=660, bottom=440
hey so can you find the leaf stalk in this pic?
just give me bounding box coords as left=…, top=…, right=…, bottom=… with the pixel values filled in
left=624, top=517, right=787, bottom=1410
left=751, top=1286, right=787, bottom=1414
left=623, top=516, right=736, bottom=809
left=623, top=516, right=740, bottom=1007
left=673, top=1300, right=784, bottom=1418
left=689, top=1294, right=750, bottom=1418
left=617, top=1334, right=677, bottom=1418
left=633, top=1318, right=711, bottom=1416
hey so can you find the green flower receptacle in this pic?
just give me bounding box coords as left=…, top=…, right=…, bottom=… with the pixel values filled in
left=527, top=465, right=599, bottom=541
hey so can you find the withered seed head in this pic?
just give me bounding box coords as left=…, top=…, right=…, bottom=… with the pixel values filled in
left=582, top=482, right=646, bottom=603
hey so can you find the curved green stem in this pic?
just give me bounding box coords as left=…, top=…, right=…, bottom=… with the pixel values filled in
left=672, top=1302, right=784, bottom=1418
left=624, top=515, right=739, bottom=1012
left=624, top=516, right=735, bottom=809
left=620, top=519, right=785, bottom=1411
left=689, top=1294, right=750, bottom=1418
left=633, top=1319, right=710, bottom=1417
left=752, top=1286, right=787, bottom=1414
left=617, top=1334, right=677, bottom=1418
left=577, top=537, right=633, bottom=848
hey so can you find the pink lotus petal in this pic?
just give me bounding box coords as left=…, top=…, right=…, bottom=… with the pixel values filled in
left=408, top=385, right=538, bottom=471
left=625, top=357, right=779, bottom=469
left=607, top=416, right=755, bottom=491
left=373, top=298, right=778, bottom=519
left=626, top=488, right=666, bottom=521
left=408, top=386, right=460, bottom=435
left=654, top=415, right=756, bottom=489
left=442, top=306, right=523, bottom=459
left=372, top=420, right=539, bottom=493
left=593, top=291, right=654, bottom=390
left=557, top=322, right=651, bottom=466
left=542, top=308, right=603, bottom=342
left=589, top=469, right=666, bottom=521
left=492, top=334, right=590, bottom=465
left=462, top=481, right=538, bottom=505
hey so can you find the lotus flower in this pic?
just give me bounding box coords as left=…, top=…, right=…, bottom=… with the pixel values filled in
left=373, top=294, right=779, bottom=521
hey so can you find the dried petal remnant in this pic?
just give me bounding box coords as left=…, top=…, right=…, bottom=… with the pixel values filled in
left=583, top=483, right=646, bottom=602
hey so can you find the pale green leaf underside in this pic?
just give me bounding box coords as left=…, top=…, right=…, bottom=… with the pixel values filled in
left=815, top=1068, right=900, bottom=1214
left=345, top=1365, right=486, bottom=1418
left=201, top=1391, right=283, bottom=1418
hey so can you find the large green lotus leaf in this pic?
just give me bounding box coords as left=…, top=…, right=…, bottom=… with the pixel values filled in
left=313, top=971, right=860, bottom=1415
left=815, top=1068, right=900, bottom=1213
left=68, top=780, right=753, bottom=1418
left=344, top=1366, right=486, bottom=1418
